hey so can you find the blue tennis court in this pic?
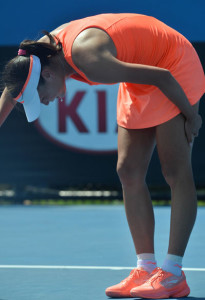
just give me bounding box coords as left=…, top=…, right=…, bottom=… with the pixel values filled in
left=0, top=205, right=204, bottom=299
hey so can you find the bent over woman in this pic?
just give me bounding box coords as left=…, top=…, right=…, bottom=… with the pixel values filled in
left=1, top=13, right=205, bottom=299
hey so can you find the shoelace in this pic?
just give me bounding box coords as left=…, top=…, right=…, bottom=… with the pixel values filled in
left=146, top=268, right=166, bottom=284
left=121, top=269, right=142, bottom=285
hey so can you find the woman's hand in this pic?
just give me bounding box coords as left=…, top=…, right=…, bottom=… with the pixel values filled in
left=185, top=113, right=202, bottom=145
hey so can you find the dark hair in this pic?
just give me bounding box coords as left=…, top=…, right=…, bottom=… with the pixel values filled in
left=2, top=31, right=62, bottom=98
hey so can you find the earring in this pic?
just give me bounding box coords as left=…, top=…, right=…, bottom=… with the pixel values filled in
left=57, top=96, right=64, bottom=102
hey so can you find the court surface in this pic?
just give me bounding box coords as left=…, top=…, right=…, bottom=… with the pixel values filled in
left=0, top=205, right=204, bottom=300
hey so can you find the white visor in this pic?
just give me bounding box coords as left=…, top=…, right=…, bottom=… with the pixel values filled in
left=14, top=55, right=41, bottom=122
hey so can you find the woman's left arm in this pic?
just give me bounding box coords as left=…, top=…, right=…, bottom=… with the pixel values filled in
left=81, top=53, right=202, bottom=143
left=0, top=88, right=16, bottom=127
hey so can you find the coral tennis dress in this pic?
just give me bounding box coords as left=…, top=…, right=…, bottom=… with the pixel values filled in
left=56, top=13, right=205, bottom=129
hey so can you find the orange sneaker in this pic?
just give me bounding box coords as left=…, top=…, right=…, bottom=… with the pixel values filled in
left=105, top=267, right=153, bottom=298
left=130, top=267, right=190, bottom=299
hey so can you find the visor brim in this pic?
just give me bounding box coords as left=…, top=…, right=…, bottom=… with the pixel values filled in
left=14, top=55, right=41, bottom=122
left=23, top=89, right=41, bottom=122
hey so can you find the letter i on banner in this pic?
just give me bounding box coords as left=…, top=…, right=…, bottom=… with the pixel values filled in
left=58, top=92, right=89, bottom=133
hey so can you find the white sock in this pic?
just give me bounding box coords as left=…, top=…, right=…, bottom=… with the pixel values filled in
left=161, top=254, right=183, bottom=276
left=137, top=253, right=157, bottom=273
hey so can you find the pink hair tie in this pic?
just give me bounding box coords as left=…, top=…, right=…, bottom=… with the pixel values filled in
left=18, top=49, right=27, bottom=56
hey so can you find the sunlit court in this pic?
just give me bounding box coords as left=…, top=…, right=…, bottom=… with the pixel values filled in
left=0, top=205, right=205, bottom=299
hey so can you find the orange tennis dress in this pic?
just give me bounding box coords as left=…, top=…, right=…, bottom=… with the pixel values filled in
left=56, top=13, right=205, bottom=129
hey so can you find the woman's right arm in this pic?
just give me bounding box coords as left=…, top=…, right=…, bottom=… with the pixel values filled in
left=0, top=88, right=16, bottom=127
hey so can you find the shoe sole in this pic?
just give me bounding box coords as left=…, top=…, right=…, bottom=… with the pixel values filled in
left=105, top=291, right=133, bottom=298
left=131, top=285, right=190, bottom=299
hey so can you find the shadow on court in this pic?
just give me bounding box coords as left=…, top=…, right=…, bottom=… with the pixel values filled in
left=185, top=298, right=205, bottom=299
left=107, top=297, right=205, bottom=300
left=0, top=205, right=204, bottom=299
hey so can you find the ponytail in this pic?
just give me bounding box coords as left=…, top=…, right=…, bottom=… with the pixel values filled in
left=18, top=31, right=62, bottom=64
left=2, top=32, right=62, bottom=98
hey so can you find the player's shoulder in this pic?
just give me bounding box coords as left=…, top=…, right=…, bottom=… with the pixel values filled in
left=72, top=27, right=117, bottom=61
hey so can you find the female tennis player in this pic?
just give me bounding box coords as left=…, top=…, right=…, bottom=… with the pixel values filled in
left=1, top=13, right=205, bottom=299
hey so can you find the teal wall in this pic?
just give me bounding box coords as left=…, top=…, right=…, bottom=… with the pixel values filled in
left=1, top=0, right=205, bottom=45
left=0, top=2, right=205, bottom=197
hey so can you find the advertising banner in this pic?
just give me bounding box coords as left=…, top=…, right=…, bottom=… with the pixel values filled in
left=36, top=79, right=119, bottom=153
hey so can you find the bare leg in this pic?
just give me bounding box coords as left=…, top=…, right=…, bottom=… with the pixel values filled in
left=117, top=126, right=156, bottom=254
left=156, top=103, right=199, bottom=256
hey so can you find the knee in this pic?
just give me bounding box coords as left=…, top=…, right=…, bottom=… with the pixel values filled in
left=161, top=162, right=191, bottom=188
left=161, top=164, right=177, bottom=187
left=117, top=159, right=146, bottom=188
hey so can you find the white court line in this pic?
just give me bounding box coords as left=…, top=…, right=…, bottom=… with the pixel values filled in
left=0, top=265, right=204, bottom=271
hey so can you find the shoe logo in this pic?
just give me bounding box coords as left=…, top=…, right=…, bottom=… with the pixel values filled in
left=174, top=264, right=182, bottom=268
left=164, top=279, right=179, bottom=285
left=161, top=277, right=183, bottom=288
